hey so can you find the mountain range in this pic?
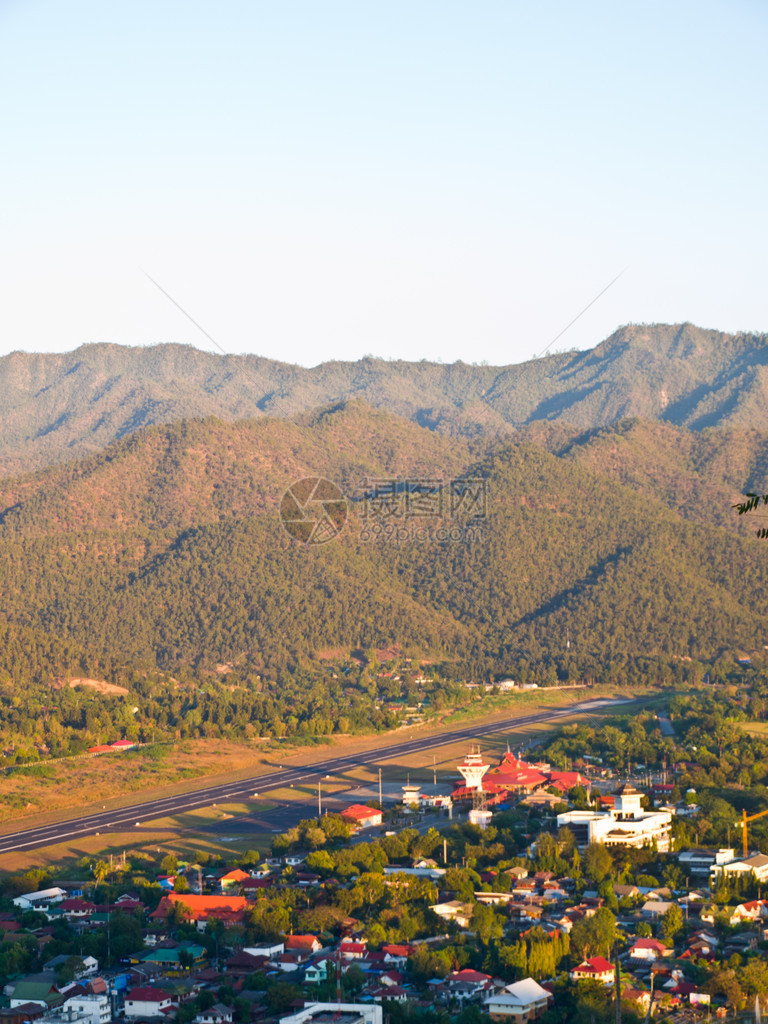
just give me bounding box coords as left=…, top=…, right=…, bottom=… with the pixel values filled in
left=0, top=404, right=766, bottom=698
left=0, top=320, right=767, bottom=730
left=2, top=321, right=768, bottom=475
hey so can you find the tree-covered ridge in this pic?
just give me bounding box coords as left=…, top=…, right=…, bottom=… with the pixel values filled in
left=1, top=322, right=768, bottom=473
left=0, top=405, right=762, bottom=696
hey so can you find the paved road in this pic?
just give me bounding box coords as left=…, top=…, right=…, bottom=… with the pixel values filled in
left=0, top=697, right=629, bottom=854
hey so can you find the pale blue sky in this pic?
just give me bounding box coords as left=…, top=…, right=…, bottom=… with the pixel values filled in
left=1, top=0, right=765, bottom=366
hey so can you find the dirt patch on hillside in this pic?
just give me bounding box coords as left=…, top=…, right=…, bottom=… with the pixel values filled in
left=68, top=678, right=130, bottom=696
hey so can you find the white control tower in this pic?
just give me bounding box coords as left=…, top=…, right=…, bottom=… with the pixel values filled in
left=457, top=751, right=489, bottom=792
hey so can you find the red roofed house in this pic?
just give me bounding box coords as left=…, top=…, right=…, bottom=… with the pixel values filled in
left=110, top=739, right=136, bottom=751
left=150, top=893, right=248, bottom=929
left=339, top=940, right=367, bottom=960
left=382, top=944, right=414, bottom=963
left=0, top=1004, right=46, bottom=1024
left=629, top=938, right=671, bottom=960
left=570, top=957, right=614, bottom=984
left=224, top=951, right=269, bottom=978
left=372, top=986, right=408, bottom=1003
left=124, top=987, right=176, bottom=1018
left=340, top=804, right=383, bottom=829
left=285, top=935, right=322, bottom=955
left=58, top=899, right=95, bottom=919
left=379, top=970, right=405, bottom=987
left=730, top=900, right=768, bottom=924
left=445, top=969, right=494, bottom=1002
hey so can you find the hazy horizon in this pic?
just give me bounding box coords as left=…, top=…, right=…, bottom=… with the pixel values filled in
left=2, top=1, right=766, bottom=366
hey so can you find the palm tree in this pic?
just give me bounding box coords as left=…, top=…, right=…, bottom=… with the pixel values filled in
left=92, top=860, right=109, bottom=889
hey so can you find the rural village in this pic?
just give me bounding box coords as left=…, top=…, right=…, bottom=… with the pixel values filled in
left=3, top=743, right=768, bottom=1024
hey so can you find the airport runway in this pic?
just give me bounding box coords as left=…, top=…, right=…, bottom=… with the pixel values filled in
left=0, top=697, right=627, bottom=854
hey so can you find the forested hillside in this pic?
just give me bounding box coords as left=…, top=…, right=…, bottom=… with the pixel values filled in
left=2, top=322, right=768, bottom=473
left=0, top=405, right=766, bottom=768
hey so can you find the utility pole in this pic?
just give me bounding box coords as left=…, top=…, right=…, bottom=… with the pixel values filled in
left=379, top=768, right=383, bottom=809
left=318, top=779, right=322, bottom=818
left=614, top=945, right=621, bottom=1024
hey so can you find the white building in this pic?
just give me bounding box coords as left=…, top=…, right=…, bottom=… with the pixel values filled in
left=44, top=955, right=99, bottom=978
left=401, top=785, right=452, bottom=813
left=53, top=994, right=111, bottom=1024
left=485, top=978, right=550, bottom=1022
left=280, top=1005, right=382, bottom=1024
left=12, top=887, right=67, bottom=910
left=678, top=848, right=735, bottom=877
left=557, top=784, right=671, bottom=852
left=243, top=943, right=284, bottom=958
left=712, top=852, right=768, bottom=884
left=383, top=865, right=445, bottom=881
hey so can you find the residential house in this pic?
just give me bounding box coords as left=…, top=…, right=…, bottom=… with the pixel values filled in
left=485, top=978, right=551, bottom=1022
left=195, top=1004, right=233, bottom=1024
left=712, top=852, right=768, bottom=884
left=124, top=986, right=176, bottom=1018
left=628, top=938, right=671, bottom=961
left=304, top=960, right=331, bottom=985
left=341, top=805, right=383, bottom=829
left=429, top=901, right=473, bottom=929
left=218, top=869, right=251, bottom=891
left=378, top=971, right=405, bottom=988
left=244, top=943, right=285, bottom=959
left=56, top=899, right=96, bottom=921
left=339, top=940, right=367, bottom=960
left=372, top=986, right=408, bottom=1003
left=444, top=969, right=494, bottom=1003
left=0, top=1005, right=46, bottom=1024
left=9, top=980, right=63, bottom=1011
left=285, top=935, right=322, bottom=956
left=641, top=900, right=675, bottom=919
left=613, top=885, right=640, bottom=900
left=43, top=954, right=99, bottom=977
left=622, top=989, right=652, bottom=1015
left=728, top=900, right=767, bottom=925
left=569, top=958, right=614, bottom=984
left=381, top=945, right=414, bottom=966
left=224, top=951, right=269, bottom=978
left=140, top=944, right=207, bottom=973
left=723, top=932, right=758, bottom=956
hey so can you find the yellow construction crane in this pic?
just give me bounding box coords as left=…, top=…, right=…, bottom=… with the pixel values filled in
left=737, top=807, right=768, bottom=858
